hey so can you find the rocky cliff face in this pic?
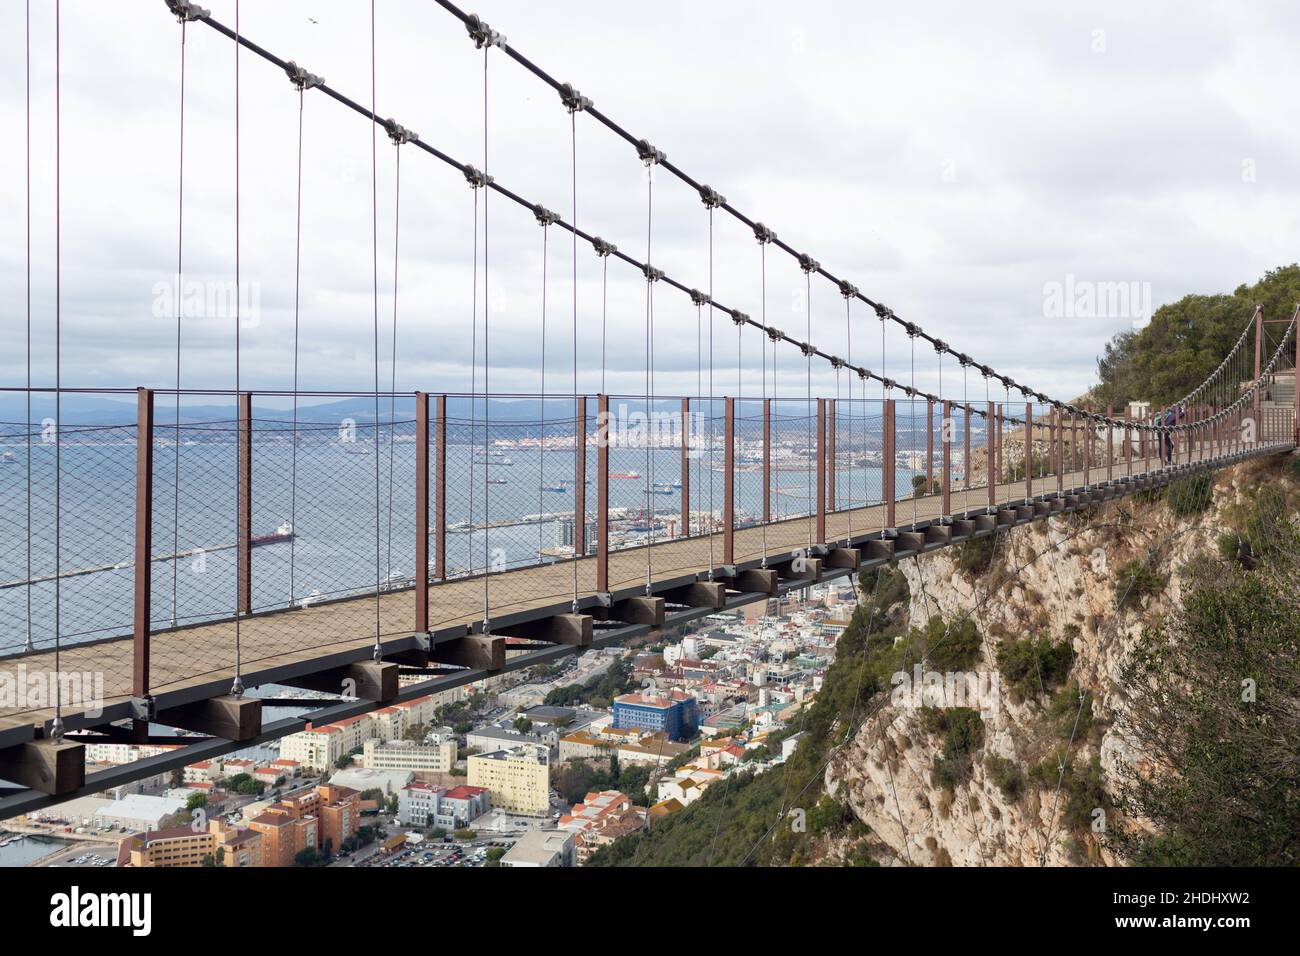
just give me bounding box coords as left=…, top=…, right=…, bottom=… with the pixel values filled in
left=822, top=458, right=1278, bottom=867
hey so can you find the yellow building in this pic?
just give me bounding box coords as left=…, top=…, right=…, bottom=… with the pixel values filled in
left=123, top=819, right=264, bottom=868
left=467, top=745, right=550, bottom=816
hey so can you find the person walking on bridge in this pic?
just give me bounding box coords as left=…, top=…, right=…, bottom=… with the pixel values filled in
left=1161, top=404, right=1185, bottom=466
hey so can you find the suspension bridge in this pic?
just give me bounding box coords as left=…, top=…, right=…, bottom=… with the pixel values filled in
left=1, top=0, right=1296, bottom=818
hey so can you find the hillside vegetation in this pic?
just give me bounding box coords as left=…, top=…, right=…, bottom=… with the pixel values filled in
left=1092, top=264, right=1300, bottom=410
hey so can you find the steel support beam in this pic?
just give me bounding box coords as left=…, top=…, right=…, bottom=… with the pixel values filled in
left=237, top=392, right=253, bottom=615
left=416, top=391, right=430, bottom=631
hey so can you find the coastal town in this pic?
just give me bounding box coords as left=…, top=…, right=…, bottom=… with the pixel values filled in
left=0, top=582, right=853, bottom=868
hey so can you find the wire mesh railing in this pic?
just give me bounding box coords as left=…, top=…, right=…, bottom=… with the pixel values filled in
left=0, top=376, right=1295, bottom=728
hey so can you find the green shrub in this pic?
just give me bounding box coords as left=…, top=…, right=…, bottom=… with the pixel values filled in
left=996, top=635, right=1073, bottom=701
left=1166, top=474, right=1213, bottom=516
left=956, top=535, right=997, bottom=576
left=928, top=708, right=985, bottom=792
left=1048, top=681, right=1095, bottom=740
left=983, top=754, right=1026, bottom=801
left=1115, top=559, right=1166, bottom=609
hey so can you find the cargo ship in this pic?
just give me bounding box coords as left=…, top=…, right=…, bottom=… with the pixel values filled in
left=251, top=522, right=295, bottom=548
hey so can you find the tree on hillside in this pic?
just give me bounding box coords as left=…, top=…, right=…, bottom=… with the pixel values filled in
left=1110, top=477, right=1300, bottom=865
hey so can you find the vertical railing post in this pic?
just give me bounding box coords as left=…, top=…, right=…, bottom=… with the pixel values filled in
left=596, top=394, right=609, bottom=592
left=133, top=387, right=154, bottom=700
left=1106, top=405, right=1114, bottom=482
left=942, top=400, right=952, bottom=517
left=1024, top=402, right=1033, bottom=502
left=415, top=392, right=430, bottom=632
left=681, top=395, right=691, bottom=538
left=986, top=402, right=996, bottom=511
left=925, top=398, right=934, bottom=495
left=577, top=396, right=589, bottom=550
left=724, top=397, right=735, bottom=565
left=1083, top=408, right=1092, bottom=487
left=828, top=399, right=837, bottom=514
left=1125, top=409, right=1132, bottom=477
left=763, top=398, right=772, bottom=523
left=434, top=395, right=447, bottom=580
left=237, top=391, right=252, bottom=616
left=1050, top=408, right=1060, bottom=494
left=1293, top=329, right=1299, bottom=446
left=883, top=398, right=896, bottom=529
left=816, top=398, right=827, bottom=544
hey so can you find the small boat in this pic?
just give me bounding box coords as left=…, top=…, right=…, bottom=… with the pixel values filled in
left=487, top=478, right=508, bottom=486
left=251, top=522, right=294, bottom=548
left=0, top=451, right=15, bottom=463
left=543, top=484, right=569, bottom=493
left=610, top=471, right=641, bottom=479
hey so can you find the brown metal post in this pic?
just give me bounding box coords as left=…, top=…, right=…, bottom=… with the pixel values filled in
left=577, top=396, right=589, bottom=550
left=676, top=398, right=687, bottom=539
left=724, top=397, right=735, bottom=565
left=237, top=392, right=252, bottom=616
left=597, top=394, right=609, bottom=592
left=415, top=392, right=430, bottom=632
left=133, top=388, right=154, bottom=699
left=434, top=395, right=447, bottom=580
left=1106, top=405, right=1114, bottom=481
left=828, top=400, right=837, bottom=513
left=1025, top=402, right=1033, bottom=502
left=816, top=398, right=827, bottom=544
left=1125, top=409, right=1133, bottom=477
left=942, top=400, right=952, bottom=516
left=883, top=398, right=896, bottom=528
left=763, top=398, right=772, bottom=523
left=986, top=402, right=996, bottom=510
left=1083, top=409, right=1092, bottom=487
left=925, top=398, right=934, bottom=495
left=1050, top=408, right=1060, bottom=494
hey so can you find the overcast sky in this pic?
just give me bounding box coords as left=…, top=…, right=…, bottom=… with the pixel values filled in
left=2, top=0, right=1298, bottom=409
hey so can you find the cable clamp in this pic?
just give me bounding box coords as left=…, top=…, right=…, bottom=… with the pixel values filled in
left=731, top=311, right=750, bottom=327
left=839, top=280, right=858, bottom=299
left=903, top=385, right=917, bottom=398
left=700, top=185, right=727, bottom=209
left=285, top=61, right=325, bottom=92
left=463, top=165, right=494, bottom=189
left=592, top=236, right=617, bottom=258
left=166, top=0, right=209, bottom=22
left=875, top=304, right=896, bottom=322
left=385, top=119, right=418, bottom=146
left=643, top=264, right=665, bottom=283
left=466, top=14, right=506, bottom=49
left=956, top=353, right=972, bottom=367
left=903, top=322, right=921, bottom=338
left=933, top=339, right=947, bottom=354
left=559, top=83, right=592, bottom=113
left=799, top=253, right=820, bottom=274
left=534, top=204, right=560, bottom=227
left=754, top=223, right=777, bottom=245
left=857, top=368, right=870, bottom=381
left=689, top=289, right=710, bottom=307
left=882, top=378, right=897, bottom=391
left=766, top=326, right=784, bottom=343
left=831, top=357, right=846, bottom=370
left=800, top=343, right=817, bottom=358
left=636, top=139, right=666, bottom=166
